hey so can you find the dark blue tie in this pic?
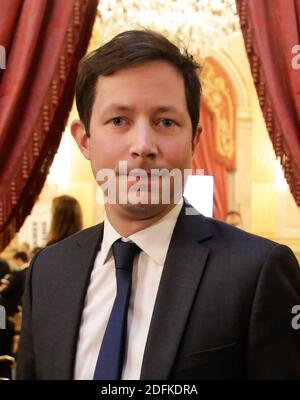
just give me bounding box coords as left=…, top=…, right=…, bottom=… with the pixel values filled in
left=93, top=239, right=140, bottom=380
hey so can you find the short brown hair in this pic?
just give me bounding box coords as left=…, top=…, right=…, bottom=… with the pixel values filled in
left=75, top=29, right=201, bottom=138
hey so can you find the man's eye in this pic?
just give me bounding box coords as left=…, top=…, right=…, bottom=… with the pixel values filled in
left=111, top=117, right=126, bottom=126
left=158, top=119, right=175, bottom=127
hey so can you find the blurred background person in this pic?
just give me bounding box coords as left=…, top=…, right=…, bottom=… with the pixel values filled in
left=1, top=252, right=29, bottom=318
left=46, top=195, right=83, bottom=246
left=0, top=259, right=10, bottom=281
left=12, top=252, right=29, bottom=272
left=225, top=210, right=243, bottom=229
left=0, top=252, right=29, bottom=356
left=31, top=247, right=43, bottom=259
left=19, top=242, right=31, bottom=261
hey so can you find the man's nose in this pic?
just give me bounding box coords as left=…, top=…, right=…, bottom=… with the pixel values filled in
left=129, top=122, right=158, bottom=160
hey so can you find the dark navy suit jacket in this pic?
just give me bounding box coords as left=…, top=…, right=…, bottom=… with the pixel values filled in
left=17, top=204, right=300, bottom=379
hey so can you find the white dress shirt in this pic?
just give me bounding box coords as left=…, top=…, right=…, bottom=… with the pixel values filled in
left=74, top=201, right=183, bottom=380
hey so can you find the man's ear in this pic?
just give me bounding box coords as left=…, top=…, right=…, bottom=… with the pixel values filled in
left=192, top=124, right=202, bottom=154
left=70, top=119, right=90, bottom=160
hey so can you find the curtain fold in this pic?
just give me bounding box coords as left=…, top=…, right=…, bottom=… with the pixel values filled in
left=236, top=0, right=300, bottom=207
left=0, top=0, right=98, bottom=251
left=192, top=105, right=228, bottom=221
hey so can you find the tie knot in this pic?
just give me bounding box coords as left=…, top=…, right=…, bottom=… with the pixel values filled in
left=112, top=240, right=140, bottom=272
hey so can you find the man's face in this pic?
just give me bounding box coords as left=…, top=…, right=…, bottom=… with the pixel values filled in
left=71, top=60, right=200, bottom=220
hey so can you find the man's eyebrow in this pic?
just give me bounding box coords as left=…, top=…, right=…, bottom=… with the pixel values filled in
left=101, top=104, right=134, bottom=113
left=154, top=106, right=183, bottom=114
left=101, top=104, right=184, bottom=115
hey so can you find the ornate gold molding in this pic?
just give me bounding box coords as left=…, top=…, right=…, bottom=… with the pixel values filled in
left=201, top=58, right=236, bottom=170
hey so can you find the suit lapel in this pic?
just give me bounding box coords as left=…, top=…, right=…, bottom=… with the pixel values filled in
left=140, top=205, right=212, bottom=379
left=53, top=224, right=104, bottom=379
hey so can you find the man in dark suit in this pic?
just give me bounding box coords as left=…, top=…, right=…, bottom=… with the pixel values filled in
left=17, top=30, right=300, bottom=380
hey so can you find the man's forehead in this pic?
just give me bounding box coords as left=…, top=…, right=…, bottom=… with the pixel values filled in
left=95, top=60, right=183, bottom=85
left=94, top=63, right=185, bottom=101
left=90, top=60, right=189, bottom=117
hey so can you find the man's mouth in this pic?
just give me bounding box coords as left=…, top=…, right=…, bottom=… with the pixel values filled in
left=118, top=169, right=169, bottom=178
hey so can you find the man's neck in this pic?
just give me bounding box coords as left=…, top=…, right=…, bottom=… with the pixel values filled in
left=104, top=203, right=179, bottom=237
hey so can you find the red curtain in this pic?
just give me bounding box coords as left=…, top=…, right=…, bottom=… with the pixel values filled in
left=236, top=0, right=300, bottom=207
left=192, top=104, right=228, bottom=221
left=0, top=0, right=98, bottom=251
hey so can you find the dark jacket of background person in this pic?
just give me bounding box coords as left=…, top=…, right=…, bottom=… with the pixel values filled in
left=0, top=259, right=10, bottom=280
left=0, top=251, right=29, bottom=317
left=0, top=268, right=28, bottom=317
left=0, top=254, right=28, bottom=356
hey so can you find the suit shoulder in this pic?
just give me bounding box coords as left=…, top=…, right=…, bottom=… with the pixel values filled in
left=182, top=203, right=277, bottom=251
left=198, top=217, right=299, bottom=288
left=206, top=217, right=277, bottom=249
left=34, top=223, right=103, bottom=262
left=199, top=216, right=293, bottom=268
left=51, top=223, right=102, bottom=246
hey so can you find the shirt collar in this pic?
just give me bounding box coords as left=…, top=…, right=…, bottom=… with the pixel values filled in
left=100, top=199, right=183, bottom=266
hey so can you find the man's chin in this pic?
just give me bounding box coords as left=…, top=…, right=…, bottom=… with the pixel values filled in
left=116, top=201, right=174, bottom=220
